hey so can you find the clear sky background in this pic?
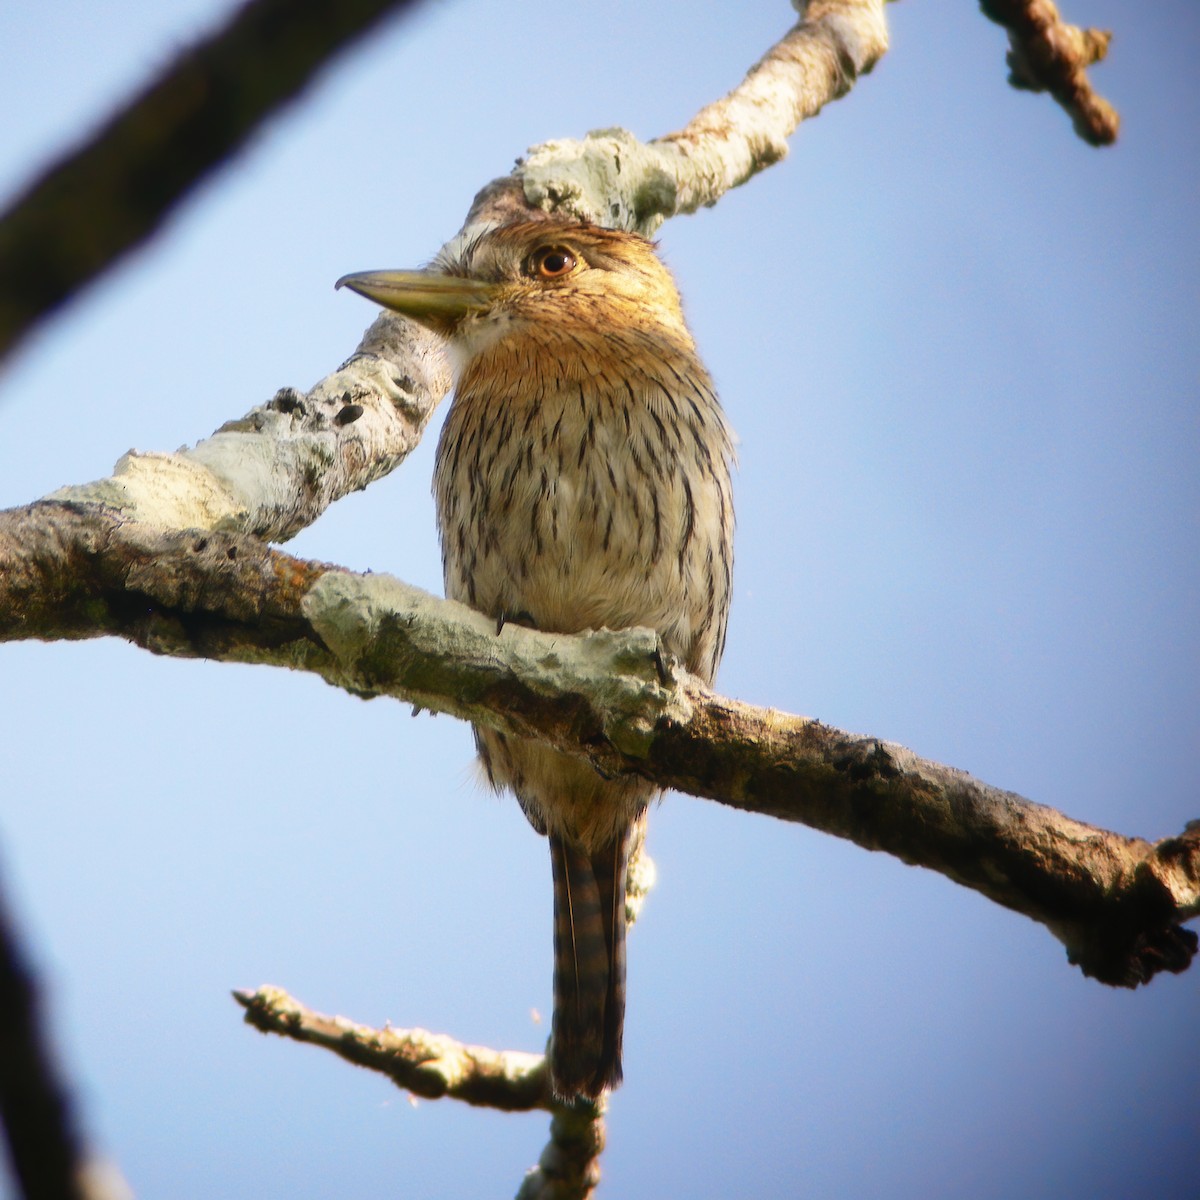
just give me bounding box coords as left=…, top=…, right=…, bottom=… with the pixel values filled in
left=1, top=2, right=1197, bottom=1197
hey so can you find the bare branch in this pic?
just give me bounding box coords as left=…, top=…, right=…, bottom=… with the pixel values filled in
left=514, top=1105, right=605, bottom=1200
left=0, top=866, right=84, bottom=1200
left=235, top=986, right=548, bottom=1110
left=0, top=867, right=132, bottom=1200
left=3, top=503, right=1194, bottom=988
left=0, top=0, right=426, bottom=365
left=236, top=986, right=606, bottom=1199
left=980, top=0, right=1119, bottom=145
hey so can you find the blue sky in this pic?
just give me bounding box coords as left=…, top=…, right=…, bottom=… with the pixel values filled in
left=1, top=2, right=1197, bottom=1197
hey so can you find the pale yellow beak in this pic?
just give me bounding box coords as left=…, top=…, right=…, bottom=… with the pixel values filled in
left=335, top=269, right=498, bottom=328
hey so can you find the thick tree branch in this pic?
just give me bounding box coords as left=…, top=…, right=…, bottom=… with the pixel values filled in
left=0, top=0, right=427, bottom=364
left=3, top=502, right=1195, bottom=989
left=980, top=0, right=1118, bottom=145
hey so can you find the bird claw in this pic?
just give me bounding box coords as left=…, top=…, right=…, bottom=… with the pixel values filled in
left=496, top=609, right=537, bottom=635
left=652, top=644, right=670, bottom=685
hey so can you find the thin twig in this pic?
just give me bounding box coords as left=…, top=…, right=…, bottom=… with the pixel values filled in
left=235, top=986, right=549, bottom=1109
left=980, top=0, right=1118, bottom=145
left=236, top=986, right=607, bottom=1199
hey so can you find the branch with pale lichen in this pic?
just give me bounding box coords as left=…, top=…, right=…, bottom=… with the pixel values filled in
left=980, top=0, right=1118, bottom=145
left=2, top=502, right=1195, bottom=989
left=235, top=986, right=548, bottom=1108
left=50, top=311, right=448, bottom=545
left=493, top=0, right=892, bottom=236
left=235, top=987, right=604, bottom=1199
left=235, top=986, right=605, bottom=1199
left=0, top=3, right=1142, bottom=1194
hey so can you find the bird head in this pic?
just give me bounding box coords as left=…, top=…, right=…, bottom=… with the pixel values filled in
left=336, top=221, right=693, bottom=373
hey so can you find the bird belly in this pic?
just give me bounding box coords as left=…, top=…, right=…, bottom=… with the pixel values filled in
left=434, top=372, right=732, bottom=846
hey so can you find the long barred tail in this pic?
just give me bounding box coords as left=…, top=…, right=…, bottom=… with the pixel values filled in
left=548, top=828, right=631, bottom=1101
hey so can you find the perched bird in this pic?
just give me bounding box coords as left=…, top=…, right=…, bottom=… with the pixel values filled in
left=338, top=220, right=734, bottom=1101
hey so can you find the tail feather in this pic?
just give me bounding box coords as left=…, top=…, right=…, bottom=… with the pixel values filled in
left=591, top=833, right=627, bottom=1086
left=548, top=829, right=631, bottom=1101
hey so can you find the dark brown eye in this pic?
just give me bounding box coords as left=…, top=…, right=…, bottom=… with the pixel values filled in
left=529, top=246, right=577, bottom=279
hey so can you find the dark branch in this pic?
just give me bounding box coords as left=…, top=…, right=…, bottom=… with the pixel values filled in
left=979, top=0, right=1118, bottom=145
left=0, top=869, right=90, bottom=1200
left=0, top=0, right=426, bottom=364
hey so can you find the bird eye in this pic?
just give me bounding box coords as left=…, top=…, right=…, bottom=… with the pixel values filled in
left=529, top=246, right=577, bottom=279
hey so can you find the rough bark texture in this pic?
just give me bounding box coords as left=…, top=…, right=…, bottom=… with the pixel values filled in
left=516, top=0, right=891, bottom=236
left=3, top=501, right=1194, bottom=991
left=50, top=312, right=449, bottom=545
left=0, top=2, right=1143, bottom=1196
left=980, top=0, right=1118, bottom=144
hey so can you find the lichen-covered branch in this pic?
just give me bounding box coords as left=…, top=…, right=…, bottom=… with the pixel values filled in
left=235, top=986, right=548, bottom=1109
left=513, top=0, right=891, bottom=236
left=235, top=986, right=605, bottom=1199
left=6, top=1, right=892, bottom=553
left=980, top=0, right=1118, bottom=145
left=3, top=501, right=1195, bottom=989
left=0, top=0, right=427, bottom=364
left=514, top=1103, right=606, bottom=1200
left=50, top=311, right=449, bottom=545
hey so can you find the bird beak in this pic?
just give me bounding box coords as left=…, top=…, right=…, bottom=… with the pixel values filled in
left=335, top=269, right=498, bottom=329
